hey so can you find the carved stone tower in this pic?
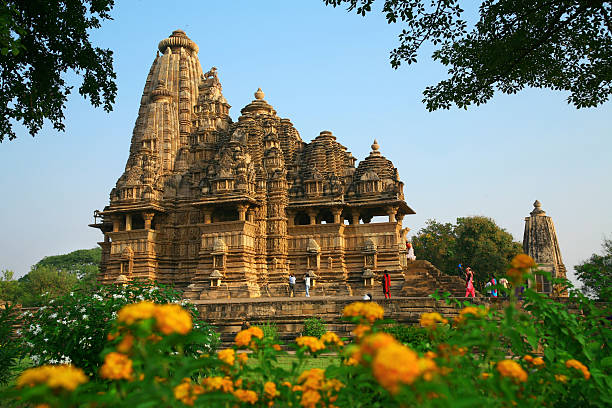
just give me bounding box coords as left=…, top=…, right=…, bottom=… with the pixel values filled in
left=523, top=200, right=567, bottom=296
left=91, top=30, right=418, bottom=299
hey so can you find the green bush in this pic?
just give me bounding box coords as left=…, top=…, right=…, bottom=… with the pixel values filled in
left=0, top=305, right=23, bottom=385
left=260, top=322, right=279, bottom=343
left=382, top=324, right=443, bottom=352
left=22, top=281, right=220, bottom=376
left=302, top=317, right=327, bottom=338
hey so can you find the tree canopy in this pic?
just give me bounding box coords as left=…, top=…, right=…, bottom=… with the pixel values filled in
left=411, top=216, right=523, bottom=288
left=323, top=0, right=612, bottom=110
left=0, top=0, right=116, bottom=142
left=0, top=248, right=101, bottom=305
left=575, top=236, right=612, bottom=301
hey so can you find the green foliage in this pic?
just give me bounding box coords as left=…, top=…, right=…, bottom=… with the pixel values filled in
left=260, top=322, right=280, bottom=343
left=575, top=236, right=612, bottom=301
left=0, top=270, right=22, bottom=303
left=17, top=265, right=79, bottom=306
left=323, top=0, right=612, bottom=110
left=22, top=281, right=219, bottom=377
left=0, top=305, right=24, bottom=385
left=412, top=216, right=522, bottom=288
left=34, top=248, right=101, bottom=290
left=0, top=0, right=117, bottom=142
left=302, top=317, right=327, bottom=338
left=383, top=324, right=445, bottom=352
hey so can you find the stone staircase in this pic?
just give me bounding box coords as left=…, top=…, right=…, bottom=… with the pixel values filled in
left=400, top=260, right=473, bottom=297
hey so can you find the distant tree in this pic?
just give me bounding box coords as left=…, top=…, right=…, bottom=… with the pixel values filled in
left=323, top=0, right=612, bottom=110
left=0, top=269, right=22, bottom=303
left=18, top=265, right=79, bottom=306
left=575, top=236, right=612, bottom=301
left=0, top=0, right=117, bottom=142
left=34, top=247, right=101, bottom=286
left=411, top=216, right=522, bottom=288
left=410, top=220, right=457, bottom=274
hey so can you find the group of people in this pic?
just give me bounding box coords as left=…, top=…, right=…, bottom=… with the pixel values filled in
left=287, top=270, right=393, bottom=299
left=460, top=264, right=510, bottom=298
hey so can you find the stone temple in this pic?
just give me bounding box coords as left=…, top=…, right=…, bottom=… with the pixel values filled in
left=92, top=30, right=462, bottom=299
left=523, top=200, right=567, bottom=296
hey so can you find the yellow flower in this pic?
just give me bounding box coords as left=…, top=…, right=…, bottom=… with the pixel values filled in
left=17, top=365, right=88, bottom=391
left=480, top=372, right=491, bottom=380
left=496, top=360, right=527, bottom=383
left=343, top=302, right=384, bottom=323
left=116, top=333, right=134, bottom=353
left=360, top=332, right=398, bottom=357
left=420, top=312, right=448, bottom=329
left=281, top=381, right=292, bottom=388
left=154, top=303, right=193, bottom=335
left=173, top=378, right=204, bottom=406
left=298, top=368, right=325, bottom=390
left=322, top=378, right=344, bottom=393
left=532, top=357, right=545, bottom=368
left=523, top=355, right=534, bottom=363
left=235, top=327, right=264, bottom=348
left=203, top=376, right=234, bottom=393
left=100, top=352, right=133, bottom=381
left=351, top=324, right=371, bottom=339
left=566, top=359, right=590, bottom=379
left=371, top=342, right=420, bottom=394
left=237, top=352, right=249, bottom=364
left=296, top=336, right=326, bottom=353
left=454, top=306, right=487, bottom=324
left=264, top=381, right=279, bottom=399
left=117, top=301, right=157, bottom=325
left=320, top=331, right=344, bottom=346
left=425, top=351, right=437, bottom=359
left=218, top=349, right=235, bottom=366
left=555, top=374, right=568, bottom=383
left=233, top=389, right=258, bottom=404
left=511, top=254, right=536, bottom=269
left=300, top=389, right=321, bottom=408
left=272, top=344, right=282, bottom=351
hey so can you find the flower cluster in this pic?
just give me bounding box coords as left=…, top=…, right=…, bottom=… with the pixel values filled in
left=419, top=312, right=448, bottom=329
left=507, top=253, right=537, bottom=285
left=296, top=368, right=343, bottom=408
left=100, top=352, right=133, bottom=381
left=565, top=359, right=590, bottom=379
left=320, top=331, right=344, bottom=347
left=342, top=302, right=384, bottom=323
left=117, top=301, right=192, bottom=335
left=17, top=365, right=88, bottom=391
left=496, top=359, right=528, bottom=383
left=174, top=378, right=205, bottom=406
left=454, top=306, right=488, bottom=324
left=234, top=326, right=264, bottom=348
left=296, top=336, right=326, bottom=353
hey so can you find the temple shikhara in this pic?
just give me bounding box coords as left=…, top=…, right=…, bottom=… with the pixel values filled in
left=91, top=30, right=452, bottom=299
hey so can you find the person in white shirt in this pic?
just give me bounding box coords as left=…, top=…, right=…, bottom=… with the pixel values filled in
left=304, top=274, right=311, bottom=297
left=288, top=273, right=296, bottom=297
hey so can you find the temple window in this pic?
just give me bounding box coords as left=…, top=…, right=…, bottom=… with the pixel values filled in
left=535, top=274, right=551, bottom=294
left=294, top=212, right=310, bottom=225
left=317, top=209, right=333, bottom=224
left=212, top=208, right=238, bottom=222
left=131, top=214, right=145, bottom=230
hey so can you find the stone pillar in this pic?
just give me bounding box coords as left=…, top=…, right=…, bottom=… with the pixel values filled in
left=386, top=206, right=398, bottom=223
left=308, top=209, right=317, bottom=225
left=247, top=210, right=254, bottom=222
left=332, top=208, right=342, bottom=224
left=351, top=212, right=360, bottom=225
left=112, top=216, right=120, bottom=232
left=125, top=214, right=132, bottom=231
left=237, top=204, right=248, bottom=221
left=203, top=209, right=212, bottom=224
left=143, top=212, right=154, bottom=229
left=287, top=211, right=295, bottom=226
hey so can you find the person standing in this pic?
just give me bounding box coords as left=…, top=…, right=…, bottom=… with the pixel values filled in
left=288, top=273, right=296, bottom=297
left=485, top=279, right=492, bottom=297
left=499, top=277, right=509, bottom=298
left=491, top=277, right=498, bottom=298
left=406, top=242, right=416, bottom=261
left=304, top=274, right=311, bottom=297
left=465, top=267, right=476, bottom=298
left=382, top=270, right=391, bottom=299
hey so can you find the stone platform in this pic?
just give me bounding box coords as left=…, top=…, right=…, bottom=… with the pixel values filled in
left=192, top=295, right=493, bottom=346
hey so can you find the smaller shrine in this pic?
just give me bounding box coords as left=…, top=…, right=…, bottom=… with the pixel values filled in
left=523, top=200, right=568, bottom=296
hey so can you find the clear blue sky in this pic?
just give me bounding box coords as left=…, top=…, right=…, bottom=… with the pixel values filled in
left=1, top=1, right=610, bottom=285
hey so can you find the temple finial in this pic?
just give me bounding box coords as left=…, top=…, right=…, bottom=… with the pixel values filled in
left=371, top=139, right=379, bottom=151
left=255, top=88, right=265, bottom=100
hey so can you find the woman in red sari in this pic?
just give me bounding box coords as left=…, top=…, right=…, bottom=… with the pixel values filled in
left=383, top=270, right=391, bottom=299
